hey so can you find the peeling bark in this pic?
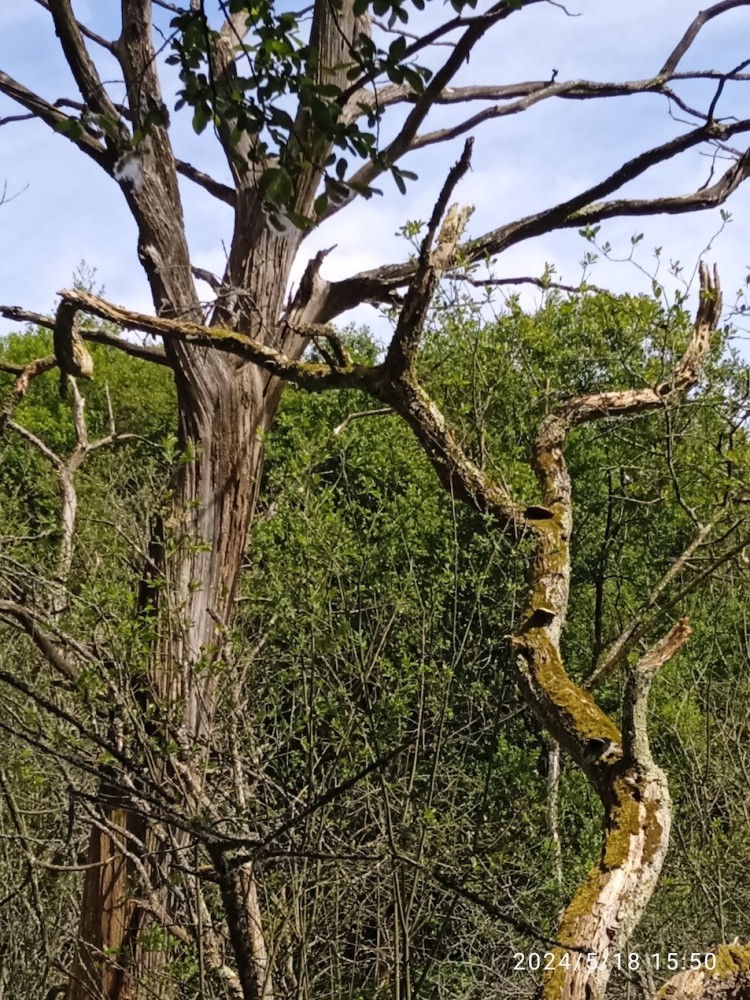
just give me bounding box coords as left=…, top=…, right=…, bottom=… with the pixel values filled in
left=59, top=4, right=370, bottom=997
left=2, top=3, right=747, bottom=996
left=655, top=945, right=750, bottom=999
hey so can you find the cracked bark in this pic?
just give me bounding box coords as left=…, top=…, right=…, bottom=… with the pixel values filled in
left=59, top=3, right=369, bottom=998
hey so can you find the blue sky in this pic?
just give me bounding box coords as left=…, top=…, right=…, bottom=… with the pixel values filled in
left=1, top=1, right=749, bottom=337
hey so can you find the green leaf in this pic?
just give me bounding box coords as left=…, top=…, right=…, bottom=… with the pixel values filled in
left=263, top=166, right=294, bottom=206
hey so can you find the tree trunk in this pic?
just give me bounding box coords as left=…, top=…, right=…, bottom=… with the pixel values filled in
left=654, top=946, right=750, bottom=999
left=66, top=357, right=286, bottom=999
left=538, top=768, right=672, bottom=1000
left=58, top=1, right=370, bottom=992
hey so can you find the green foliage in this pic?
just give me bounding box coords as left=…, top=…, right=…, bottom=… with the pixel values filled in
left=165, top=0, right=526, bottom=220
left=2, top=288, right=750, bottom=995
left=0, top=325, right=176, bottom=618
left=227, top=292, right=750, bottom=995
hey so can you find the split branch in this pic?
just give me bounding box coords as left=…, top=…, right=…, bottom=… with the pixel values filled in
left=0, top=71, right=111, bottom=168
left=0, top=304, right=170, bottom=366
left=621, top=618, right=692, bottom=768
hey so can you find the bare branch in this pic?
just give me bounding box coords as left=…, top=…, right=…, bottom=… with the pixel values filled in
left=0, top=71, right=110, bottom=167
left=405, top=78, right=714, bottom=154
left=384, top=138, right=474, bottom=377
left=339, top=0, right=548, bottom=107
left=0, top=355, right=57, bottom=434
left=589, top=522, right=750, bottom=687
left=348, top=70, right=750, bottom=134
left=44, top=1, right=128, bottom=141
left=468, top=127, right=750, bottom=260
left=0, top=601, right=81, bottom=682
left=542, top=263, right=721, bottom=441
left=322, top=135, right=748, bottom=321
left=331, top=408, right=394, bottom=437
left=660, top=0, right=750, bottom=75
left=55, top=286, right=527, bottom=531
left=191, top=267, right=223, bottom=292
left=30, top=0, right=118, bottom=55
left=0, top=304, right=171, bottom=367
left=80, top=330, right=171, bottom=367
left=621, top=618, right=692, bottom=767
left=55, top=288, right=368, bottom=391
left=175, top=159, right=237, bottom=206
left=0, top=306, right=55, bottom=329
left=587, top=518, right=716, bottom=688
left=7, top=420, right=63, bottom=468
left=455, top=273, right=608, bottom=296
left=341, top=1, right=533, bottom=203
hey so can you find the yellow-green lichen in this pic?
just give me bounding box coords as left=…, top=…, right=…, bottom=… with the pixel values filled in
left=641, top=794, right=668, bottom=865
left=541, top=871, right=605, bottom=998
left=710, top=944, right=750, bottom=977
left=527, top=633, right=621, bottom=745
left=603, top=779, right=642, bottom=868
left=654, top=944, right=750, bottom=999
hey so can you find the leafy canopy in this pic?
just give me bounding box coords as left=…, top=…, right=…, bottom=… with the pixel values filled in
left=166, top=0, right=518, bottom=216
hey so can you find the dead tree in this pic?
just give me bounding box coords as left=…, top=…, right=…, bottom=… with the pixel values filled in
left=1, top=3, right=750, bottom=998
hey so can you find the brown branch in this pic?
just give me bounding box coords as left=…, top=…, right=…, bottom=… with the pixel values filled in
left=338, top=0, right=547, bottom=107
left=318, top=122, right=750, bottom=321
left=340, top=0, right=542, bottom=203
left=660, top=0, right=750, bottom=75
left=82, top=330, right=171, bottom=367
left=175, top=159, right=237, bottom=206
left=622, top=618, right=692, bottom=768
left=591, top=525, right=750, bottom=688
left=331, top=407, right=394, bottom=437
left=384, top=138, right=474, bottom=377
left=45, top=0, right=127, bottom=142
left=0, top=305, right=170, bottom=366
left=467, top=125, right=750, bottom=260
left=379, top=376, right=527, bottom=531
left=191, top=266, right=223, bottom=291
left=30, top=0, right=118, bottom=55
left=0, top=306, right=55, bottom=328
left=587, top=518, right=717, bottom=688
left=330, top=59, right=750, bottom=226
left=406, top=79, right=705, bottom=154
left=202, top=5, right=265, bottom=188
left=0, top=72, right=110, bottom=167
left=542, top=263, right=721, bottom=441
left=0, top=601, right=81, bottom=682
left=365, top=73, right=750, bottom=113
left=0, top=355, right=57, bottom=434
left=55, top=289, right=369, bottom=391
left=56, top=287, right=527, bottom=531
left=346, top=69, right=750, bottom=142
left=455, top=274, right=608, bottom=296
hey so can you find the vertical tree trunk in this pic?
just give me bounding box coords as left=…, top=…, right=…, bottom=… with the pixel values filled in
left=67, top=349, right=292, bottom=999
left=61, top=2, right=365, bottom=993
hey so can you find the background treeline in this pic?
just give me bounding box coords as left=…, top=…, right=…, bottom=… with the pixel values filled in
left=1, top=288, right=749, bottom=999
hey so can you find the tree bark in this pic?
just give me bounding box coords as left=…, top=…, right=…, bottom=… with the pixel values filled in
left=654, top=945, right=750, bottom=999
left=64, top=2, right=364, bottom=996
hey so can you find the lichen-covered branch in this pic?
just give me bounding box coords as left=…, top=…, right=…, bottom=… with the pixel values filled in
left=654, top=944, right=750, bottom=998
left=0, top=353, right=57, bottom=435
